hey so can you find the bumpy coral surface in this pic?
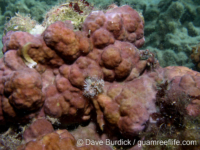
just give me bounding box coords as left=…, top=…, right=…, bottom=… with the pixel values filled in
left=23, top=118, right=54, bottom=143
left=0, top=4, right=200, bottom=150
left=18, top=129, right=112, bottom=150
left=162, top=66, right=200, bottom=117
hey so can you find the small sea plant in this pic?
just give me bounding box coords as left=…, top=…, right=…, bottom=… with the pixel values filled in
left=0, top=126, right=23, bottom=150
left=4, top=12, right=37, bottom=34
left=83, top=76, right=104, bottom=98
left=43, top=0, right=94, bottom=30
left=139, top=49, right=159, bottom=70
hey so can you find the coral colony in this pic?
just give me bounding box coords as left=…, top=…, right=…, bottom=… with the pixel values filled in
left=0, top=1, right=200, bottom=150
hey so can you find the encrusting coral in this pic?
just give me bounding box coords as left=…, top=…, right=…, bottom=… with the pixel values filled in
left=0, top=3, right=200, bottom=150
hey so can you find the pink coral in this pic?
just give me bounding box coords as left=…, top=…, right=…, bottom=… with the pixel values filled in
left=0, top=4, right=200, bottom=150
left=0, top=5, right=150, bottom=137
